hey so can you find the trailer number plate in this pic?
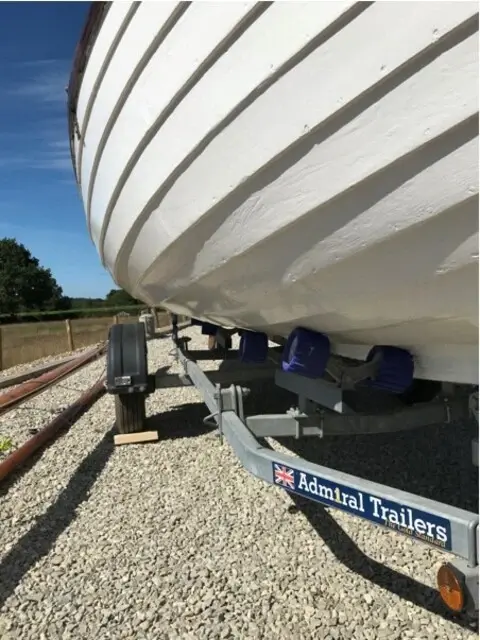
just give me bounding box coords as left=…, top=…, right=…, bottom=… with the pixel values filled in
left=272, top=463, right=452, bottom=550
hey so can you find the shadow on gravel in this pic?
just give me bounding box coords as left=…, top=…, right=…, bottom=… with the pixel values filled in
left=154, top=331, right=174, bottom=341
left=146, top=403, right=217, bottom=441
left=240, top=378, right=478, bottom=630
left=0, top=390, right=110, bottom=498
left=0, top=426, right=115, bottom=608
left=285, top=495, right=478, bottom=632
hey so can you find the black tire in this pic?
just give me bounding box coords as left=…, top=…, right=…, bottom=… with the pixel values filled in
left=115, top=393, right=146, bottom=434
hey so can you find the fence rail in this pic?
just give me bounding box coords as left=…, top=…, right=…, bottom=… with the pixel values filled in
left=0, top=311, right=178, bottom=370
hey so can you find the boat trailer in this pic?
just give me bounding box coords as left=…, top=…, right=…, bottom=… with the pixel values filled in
left=106, top=317, right=479, bottom=619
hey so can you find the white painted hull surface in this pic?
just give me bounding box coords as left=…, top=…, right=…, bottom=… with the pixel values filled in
left=71, top=1, right=479, bottom=384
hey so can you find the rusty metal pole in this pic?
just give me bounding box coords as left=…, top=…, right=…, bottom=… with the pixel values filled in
left=0, top=343, right=106, bottom=417
left=0, top=378, right=106, bottom=483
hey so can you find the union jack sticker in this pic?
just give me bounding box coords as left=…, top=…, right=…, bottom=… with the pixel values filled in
left=273, top=463, right=295, bottom=490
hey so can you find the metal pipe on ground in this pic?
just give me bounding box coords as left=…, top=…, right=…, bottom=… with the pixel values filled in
left=0, top=354, right=79, bottom=390
left=0, top=343, right=106, bottom=417
left=0, top=377, right=106, bottom=483
left=0, top=319, right=184, bottom=406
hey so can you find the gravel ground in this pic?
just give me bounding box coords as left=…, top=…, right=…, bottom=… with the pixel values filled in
left=0, top=353, right=106, bottom=454
left=0, top=327, right=478, bottom=639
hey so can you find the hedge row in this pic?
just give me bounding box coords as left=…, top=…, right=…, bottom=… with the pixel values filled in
left=0, top=305, right=154, bottom=325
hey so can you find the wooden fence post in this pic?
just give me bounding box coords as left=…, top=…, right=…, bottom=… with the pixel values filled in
left=0, top=327, right=3, bottom=371
left=113, top=315, right=119, bottom=325
left=65, top=319, right=74, bottom=351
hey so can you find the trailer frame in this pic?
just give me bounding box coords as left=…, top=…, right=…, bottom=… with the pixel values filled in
left=106, top=319, right=479, bottom=618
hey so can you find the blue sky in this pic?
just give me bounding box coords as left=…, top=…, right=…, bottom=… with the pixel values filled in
left=0, top=1, right=116, bottom=299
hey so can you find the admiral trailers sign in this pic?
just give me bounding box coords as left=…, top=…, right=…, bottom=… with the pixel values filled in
left=272, top=463, right=452, bottom=550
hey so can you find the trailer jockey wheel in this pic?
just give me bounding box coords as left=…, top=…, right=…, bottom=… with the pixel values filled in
left=115, top=393, right=146, bottom=434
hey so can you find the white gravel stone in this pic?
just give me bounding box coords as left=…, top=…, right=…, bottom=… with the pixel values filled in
left=0, top=327, right=477, bottom=640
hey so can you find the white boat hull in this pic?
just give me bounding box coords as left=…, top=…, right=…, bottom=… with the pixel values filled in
left=69, top=1, right=479, bottom=384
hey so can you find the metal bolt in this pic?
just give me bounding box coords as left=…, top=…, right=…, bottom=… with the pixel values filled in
left=444, top=398, right=451, bottom=424
left=319, top=409, right=325, bottom=432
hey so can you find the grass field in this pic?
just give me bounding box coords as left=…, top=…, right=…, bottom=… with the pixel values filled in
left=0, top=311, right=171, bottom=370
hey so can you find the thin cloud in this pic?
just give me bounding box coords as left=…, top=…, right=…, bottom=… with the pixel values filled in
left=0, top=220, right=85, bottom=241
left=49, top=139, right=70, bottom=150
left=0, top=154, right=35, bottom=169
left=31, top=154, right=73, bottom=171
left=0, top=151, right=73, bottom=172
left=37, top=134, right=73, bottom=171
left=0, top=137, right=73, bottom=172
left=13, top=58, right=65, bottom=68
left=3, top=59, right=73, bottom=172
left=7, top=69, right=68, bottom=105
left=7, top=59, right=69, bottom=105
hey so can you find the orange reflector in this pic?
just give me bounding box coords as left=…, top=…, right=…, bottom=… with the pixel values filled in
left=437, top=564, right=465, bottom=612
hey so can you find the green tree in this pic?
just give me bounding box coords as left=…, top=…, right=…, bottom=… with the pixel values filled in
left=70, top=297, right=105, bottom=309
left=105, top=288, right=142, bottom=307
left=0, top=238, right=68, bottom=314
